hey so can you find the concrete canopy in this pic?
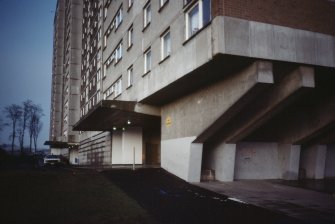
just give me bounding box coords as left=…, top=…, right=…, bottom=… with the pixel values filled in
left=73, top=100, right=161, bottom=131
left=44, top=141, right=77, bottom=149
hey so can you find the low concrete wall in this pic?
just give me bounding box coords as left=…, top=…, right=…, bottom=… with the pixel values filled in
left=161, top=136, right=202, bottom=182
left=235, top=142, right=281, bottom=180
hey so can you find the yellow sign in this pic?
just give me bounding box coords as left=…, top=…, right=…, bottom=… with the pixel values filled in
left=165, top=116, right=172, bottom=127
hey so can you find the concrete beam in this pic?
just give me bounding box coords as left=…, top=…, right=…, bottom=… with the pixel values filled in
left=193, top=61, right=274, bottom=143
left=280, top=94, right=335, bottom=145
left=225, top=66, right=315, bottom=143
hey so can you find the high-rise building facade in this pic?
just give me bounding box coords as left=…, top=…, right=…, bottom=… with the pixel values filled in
left=48, top=0, right=82, bottom=161
left=49, top=0, right=335, bottom=182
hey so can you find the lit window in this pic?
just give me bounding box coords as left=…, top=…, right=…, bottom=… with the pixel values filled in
left=143, top=2, right=151, bottom=28
left=144, top=48, right=151, bottom=74
left=127, top=66, right=133, bottom=87
left=127, top=25, right=133, bottom=48
left=161, top=30, right=171, bottom=60
left=185, top=0, right=211, bottom=39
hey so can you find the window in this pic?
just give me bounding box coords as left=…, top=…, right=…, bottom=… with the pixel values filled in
left=184, top=0, right=192, bottom=6
left=143, top=2, right=151, bottom=28
left=128, top=0, right=133, bottom=9
left=115, top=7, right=123, bottom=29
left=160, top=0, right=168, bottom=8
left=104, top=7, right=108, bottom=19
left=115, top=42, right=123, bottom=63
left=185, top=0, right=211, bottom=39
left=144, top=48, right=151, bottom=74
left=127, top=66, right=133, bottom=87
left=161, top=30, right=171, bottom=60
left=127, top=25, right=133, bottom=48
left=115, top=78, right=122, bottom=97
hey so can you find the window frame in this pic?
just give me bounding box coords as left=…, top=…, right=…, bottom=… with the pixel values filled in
left=127, top=25, right=133, bottom=49
left=161, top=29, right=171, bottom=61
left=128, top=0, right=134, bottom=9
left=144, top=47, right=152, bottom=75
left=143, top=2, right=151, bottom=29
left=127, top=65, right=134, bottom=88
left=159, top=0, right=169, bottom=9
left=184, top=0, right=211, bottom=40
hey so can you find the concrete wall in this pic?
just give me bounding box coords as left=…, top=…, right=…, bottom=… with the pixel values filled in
left=122, top=127, right=143, bottom=164
left=78, top=131, right=111, bottom=165
left=161, top=136, right=202, bottom=182
left=212, top=16, right=335, bottom=68
left=234, top=142, right=281, bottom=180
left=112, top=127, right=143, bottom=164
left=69, top=149, right=79, bottom=165
left=50, top=148, right=69, bottom=157
left=161, top=62, right=270, bottom=140
left=325, top=144, right=335, bottom=178
left=112, top=131, right=123, bottom=164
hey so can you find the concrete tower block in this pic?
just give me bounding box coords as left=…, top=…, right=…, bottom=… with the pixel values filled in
left=301, top=145, right=327, bottom=179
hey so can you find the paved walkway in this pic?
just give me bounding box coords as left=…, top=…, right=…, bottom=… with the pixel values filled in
left=195, top=180, right=335, bottom=224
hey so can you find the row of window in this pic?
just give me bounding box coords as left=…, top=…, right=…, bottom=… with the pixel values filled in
left=103, top=78, right=122, bottom=100
left=80, top=0, right=211, bottom=116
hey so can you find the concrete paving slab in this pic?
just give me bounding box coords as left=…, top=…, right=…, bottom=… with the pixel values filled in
left=195, top=180, right=335, bottom=224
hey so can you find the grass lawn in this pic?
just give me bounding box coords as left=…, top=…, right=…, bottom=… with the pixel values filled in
left=0, top=168, right=157, bottom=224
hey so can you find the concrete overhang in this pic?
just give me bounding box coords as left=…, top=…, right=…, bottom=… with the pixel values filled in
left=140, top=55, right=253, bottom=105
left=44, top=141, right=78, bottom=149
left=73, top=100, right=161, bottom=131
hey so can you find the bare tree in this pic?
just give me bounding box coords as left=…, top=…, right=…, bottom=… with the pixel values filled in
left=28, top=104, right=43, bottom=152
left=17, top=120, right=24, bottom=154
left=0, top=116, right=3, bottom=144
left=0, top=116, right=3, bottom=133
left=33, top=118, right=43, bottom=153
left=3, top=104, right=23, bottom=155
left=18, top=100, right=33, bottom=153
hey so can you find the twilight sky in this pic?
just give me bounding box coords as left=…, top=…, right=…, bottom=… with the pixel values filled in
left=0, top=0, right=56, bottom=149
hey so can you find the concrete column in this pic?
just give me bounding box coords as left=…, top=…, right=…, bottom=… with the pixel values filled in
left=212, top=143, right=236, bottom=182
left=187, top=143, right=203, bottom=182
left=325, top=144, right=335, bottom=178
left=278, top=144, right=301, bottom=180
left=301, top=145, right=327, bottom=179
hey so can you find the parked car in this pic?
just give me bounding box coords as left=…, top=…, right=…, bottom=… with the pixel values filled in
left=43, top=155, right=68, bottom=166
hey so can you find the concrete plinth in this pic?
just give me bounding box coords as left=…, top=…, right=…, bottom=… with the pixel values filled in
left=161, top=136, right=203, bottom=182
